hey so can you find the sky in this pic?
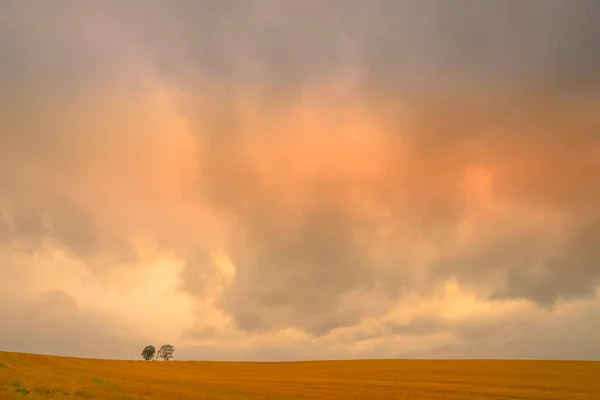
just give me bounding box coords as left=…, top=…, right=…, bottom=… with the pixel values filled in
left=1, top=0, right=600, bottom=361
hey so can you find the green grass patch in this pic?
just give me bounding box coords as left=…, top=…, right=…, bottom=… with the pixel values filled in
left=12, top=380, right=30, bottom=396
left=91, top=377, right=119, bottom=390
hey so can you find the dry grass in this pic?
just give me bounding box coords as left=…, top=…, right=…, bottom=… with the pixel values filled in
left=0, top=351, right=599, bottom=399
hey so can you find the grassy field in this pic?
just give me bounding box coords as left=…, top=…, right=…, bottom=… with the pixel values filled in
left=0, top=351, right=599, bottom=399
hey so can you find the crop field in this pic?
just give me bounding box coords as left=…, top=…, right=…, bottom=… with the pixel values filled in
left=0, top=351, right=599, bottom=400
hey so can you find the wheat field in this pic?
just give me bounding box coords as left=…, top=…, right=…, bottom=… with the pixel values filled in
left=0, top=351, right=599, bottom=399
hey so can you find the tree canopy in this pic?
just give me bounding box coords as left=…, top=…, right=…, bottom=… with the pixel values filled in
left=141, top=345, right=156, bottom=361
left=157, top=344, right=175, bottom=361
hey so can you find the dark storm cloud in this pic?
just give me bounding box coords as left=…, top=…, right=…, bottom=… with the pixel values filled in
left=168, top=0, right=600, bottom=93
left=3, top=0, right=590, bottom=90
left=2, top=0, right=599, bottom=86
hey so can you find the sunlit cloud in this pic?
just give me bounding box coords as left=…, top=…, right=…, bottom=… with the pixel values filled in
left=1, top=0, right=599, bottom=361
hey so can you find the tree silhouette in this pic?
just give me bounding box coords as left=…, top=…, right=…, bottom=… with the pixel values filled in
left=157, top=344, right=175, bottom=361
left=141, top=345, right=156, bottom=361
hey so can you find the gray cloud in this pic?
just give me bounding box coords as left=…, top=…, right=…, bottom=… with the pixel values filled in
left=433, top=301, right=600, bottom=360
left=0, top=290, right=148, bottom=359
left=494, top=220, right=600, bottom=306
left=4, top=1, right=599, bottom=87
left=146, top=0, right=600, bottom=88
left=0, top=162, right=139, bottom=269
left=183, top=86, right=600, bottom=335
left=338, top=315, right=448, bottom=343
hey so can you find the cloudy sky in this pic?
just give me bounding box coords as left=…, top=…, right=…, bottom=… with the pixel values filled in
left=1, top=0, right=600, bottom=361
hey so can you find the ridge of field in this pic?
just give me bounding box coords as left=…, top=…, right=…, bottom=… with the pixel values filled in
left=0, top=351, right=599, bottom=399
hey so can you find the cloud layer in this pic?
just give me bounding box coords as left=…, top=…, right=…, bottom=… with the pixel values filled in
left=1, top=1, right=599, bottom=360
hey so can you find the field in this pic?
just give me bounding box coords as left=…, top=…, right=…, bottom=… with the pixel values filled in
left=0, top=351, right=599, bottom=399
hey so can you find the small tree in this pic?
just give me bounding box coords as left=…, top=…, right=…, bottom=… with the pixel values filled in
left=141, top=345, right=156, bottom=361
left=157, top=344, right=175, bottom=361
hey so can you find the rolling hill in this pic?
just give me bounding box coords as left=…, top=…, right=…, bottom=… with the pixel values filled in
left=1, top=351, right=599, bottom=399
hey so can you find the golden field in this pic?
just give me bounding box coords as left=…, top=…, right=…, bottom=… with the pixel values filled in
left=0, top=351, right=599, bottom=399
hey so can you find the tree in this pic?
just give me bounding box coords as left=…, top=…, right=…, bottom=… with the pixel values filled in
left=157, top=344, right=175, bottom=361
left=141, top=345, right=156, bottom=361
